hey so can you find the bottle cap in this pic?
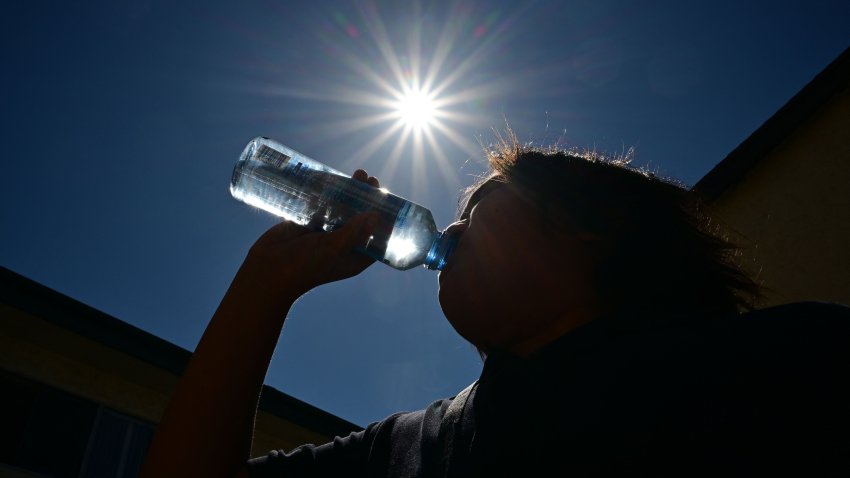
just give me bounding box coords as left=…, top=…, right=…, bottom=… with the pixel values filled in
left=425, top=232, right=458, bottom=271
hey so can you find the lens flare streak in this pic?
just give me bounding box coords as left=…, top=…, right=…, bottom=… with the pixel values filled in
left=241, top=2, right=530, bottom=193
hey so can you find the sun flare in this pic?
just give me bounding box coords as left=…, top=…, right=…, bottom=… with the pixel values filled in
left=393, top=88, right=437, bottom=131
left=251, top=3, right=519, bottom=193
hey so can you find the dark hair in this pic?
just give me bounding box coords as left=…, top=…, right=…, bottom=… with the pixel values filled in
left=462, top=135, right=761, bottom=317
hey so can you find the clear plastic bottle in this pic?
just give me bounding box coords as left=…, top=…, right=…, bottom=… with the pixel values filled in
left=230, top=137, right=456, bottom=271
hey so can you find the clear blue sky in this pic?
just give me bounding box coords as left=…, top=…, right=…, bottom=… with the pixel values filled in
left=2, top=0, right=848, bottom=427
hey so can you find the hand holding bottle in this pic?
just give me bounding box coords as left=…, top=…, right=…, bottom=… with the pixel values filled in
left=230, top=170, right=383, bottom=312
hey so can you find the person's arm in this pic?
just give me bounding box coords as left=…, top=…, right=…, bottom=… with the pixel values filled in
left=140, top=173, right=381, bottom=478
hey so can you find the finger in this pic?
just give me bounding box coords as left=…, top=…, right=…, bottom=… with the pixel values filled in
left=327, top=217, right=381, bottom=278
left=260, top=220, right=311, bottom=243
left=367, top=176, right=380, bottom=188
left=353, top=169, right=368, bottom=182
left=249, top=220, right=313, bottom=259
left=323, top=213, right=379, bottom=255
left=306, top=207, right=327, bottom=230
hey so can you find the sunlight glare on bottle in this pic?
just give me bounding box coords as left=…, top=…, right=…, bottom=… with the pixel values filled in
left=386, top=236, right=418, bottom=264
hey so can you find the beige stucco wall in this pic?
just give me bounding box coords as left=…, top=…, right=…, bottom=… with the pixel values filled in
left=708, top=85, right=850, bottom=307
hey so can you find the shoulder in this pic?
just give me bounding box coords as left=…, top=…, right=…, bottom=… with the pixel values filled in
left=642, top=301, right=850, bottom=382
left=736, top=300, right=850, bottom=324
left=720, top=301, right=850, bottom=361
left=352, top=396, right=463, bottom=477
left=692, top=302, right=850, bottom=471
left=246, top=406, right=445, bottom=477
left=625, top=301, right=850, bottom=356
left=371, top=397, right=454, bottom=450
left=346, top=390, right=469, bottom=457
left=593, top=302, right=850, bottom=472
left=721, top=300, right=850, bottom=372
left=588, top=301, right=850, bottom=427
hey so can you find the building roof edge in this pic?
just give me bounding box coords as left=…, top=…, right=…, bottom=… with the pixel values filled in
left=0, top=265, right=362, bottom=436
left=692, top=46, right=850, bottom=202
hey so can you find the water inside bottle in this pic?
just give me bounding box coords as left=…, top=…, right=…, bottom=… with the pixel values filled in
left=230, top=138, right=450, bottom=270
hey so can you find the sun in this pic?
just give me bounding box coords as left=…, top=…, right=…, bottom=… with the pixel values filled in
left=247, top=3, right=519, bottom=192
left=393, top=87, right=437, bottom=131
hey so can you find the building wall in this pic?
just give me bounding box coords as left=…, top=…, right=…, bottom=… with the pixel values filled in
left=708, top=85, right=850, bottom=307
left=0, top=304, right=178, bottom=425
left=1, top=302, right=346, bottom=477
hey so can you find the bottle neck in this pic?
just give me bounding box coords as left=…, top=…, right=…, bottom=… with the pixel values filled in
left=424, top=232, right=458, bottom=271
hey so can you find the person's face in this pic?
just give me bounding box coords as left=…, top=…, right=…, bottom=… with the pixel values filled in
left=437, top=181, right=600, bottom=356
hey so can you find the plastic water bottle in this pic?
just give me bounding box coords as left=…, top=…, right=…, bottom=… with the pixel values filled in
left=230, top=137, right=456, bottom=271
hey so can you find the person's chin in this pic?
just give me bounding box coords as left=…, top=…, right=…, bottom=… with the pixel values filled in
left=437, top=277, right=459, bottom=320
left=437, top=265, right=463, bottom=305
left=437, top=260, right=456, bottom=285
left=438, top=278, right=472, bottom=330
left=436, top=260, right=456, bottom=287
left=439, top=303, right=489, bottom=350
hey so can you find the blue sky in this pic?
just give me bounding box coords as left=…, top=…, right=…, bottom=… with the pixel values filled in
left=2, top=0, right=848, bottom=427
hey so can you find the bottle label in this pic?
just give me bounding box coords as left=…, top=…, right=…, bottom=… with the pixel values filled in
left=256, top=145, right=292, bottom=169
left=251, top=145, right=407, bottom=247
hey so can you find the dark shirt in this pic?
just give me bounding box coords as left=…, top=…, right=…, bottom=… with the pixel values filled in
left=248, top=302, right=850, bottom=477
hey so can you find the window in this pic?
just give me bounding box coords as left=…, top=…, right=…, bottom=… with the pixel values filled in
left=79, top=409, right=154, bottom=478
left=0, top=370, right=155, bottom=478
